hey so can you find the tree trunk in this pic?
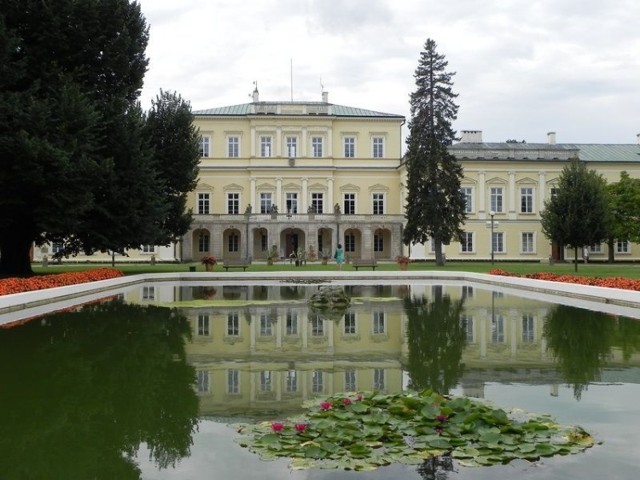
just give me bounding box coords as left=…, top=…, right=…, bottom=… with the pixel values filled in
left=434, top=238, right=445, bottom=266
left=0, top=232, right=35, bottom=277
left=573, top=247, right=579, bottom=273
left=607, top=238, right=615, bottom=263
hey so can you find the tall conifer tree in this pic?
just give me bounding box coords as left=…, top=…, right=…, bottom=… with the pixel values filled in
left=403, top=39, right=466, bottom=266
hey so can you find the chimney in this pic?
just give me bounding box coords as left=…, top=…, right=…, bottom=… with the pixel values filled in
left=460, top=130, right=483, bottom=143
left=547, top=131, right=556, bottom=144
left=322, top=91, right=329, bottom=103
left=252, top=86, right=259, bottom=103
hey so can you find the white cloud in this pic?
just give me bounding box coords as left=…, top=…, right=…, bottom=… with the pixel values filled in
left=138, top=0, right=640, bottom=144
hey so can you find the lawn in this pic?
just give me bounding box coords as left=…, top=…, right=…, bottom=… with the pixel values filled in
left=29, top=261, right=640, bottom=279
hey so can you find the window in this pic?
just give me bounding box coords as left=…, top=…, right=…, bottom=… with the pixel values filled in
left=311, top=136, right=323, bottom=157
left=617, top=241, right=630, bottom=253
left=198, top=314, right=210, bottom=336
left=372, top=137, right=384, bottom=158
left=344, top=137, right=355, bottom=158
left=227, top=312, right=239, bottom=336
left=372, top=193, right=385, bottom=215
left=260, top=233, right=267, bottom=252
left=227, top=193, right=240, bottom=214
left=461, top=187, right=473, bottom=213
left=260, top=192, right=273, bottom=213
left=461, top=232, right=473, bottom=253
left=373, top=368, right=385, bottom=391
left=311, top=193, right=323, bottom=213
left=344, top=369, right=356, bottom=391
left=491, top=315, right=505, bottom=343
left=310, top=317, right=324, bottom=336
left=141, top=244, right=155, bottom=254
left=199, top=136, right=210, bottom=157
left=521, top=232, right=534, bottom=253
left=259, top=313, right=272, bottom=336
left=373, top=311, right=385, bottom=334
left=196, top=370, right=210, bottom=393
left=520, top=187, right=534, bottom=213
left=343, top=193, right=356, bottom=215
left=462, top=285, right=474, bottom=299
left=286, top=136, right=297, bottom=157
left=550, top=187, right=560, bottom=198
left=260, top=136, right=272, bottom=157
left=492, top=232, right=504, bottom=254
left=197, top=193, right=210, bottom=215
left=227, top=136, right=239, bottom=158
left=142, top=286, right=155, bottom=300
left=374, top=233, right=384, bottom=252
left=260, top=371, right=272, bottom=392
left=344, top=233, right=355, bottom=253
left=461, top=315, right=474, bottom=342
left=198, top=232, right=210, bottom=253
left=285, top=193, right=298, bottom=214
left=490, top=187, right=503, bottom=213
left=589, top=244, right=602, bottom=253
left=344, top=312, right=356, bottom=335
left=286, top=370, right=297, bottom=392
left=227, top=369, right=239, bottom=394
left=286, top=310, right=298, bottom=335
left=228, top=232, right=239, bottom=252
left=312, top=370, right=324, bottom=393
left=522, top=314, right=535, bottom=343
left=52, top=242, right=63, bottom=255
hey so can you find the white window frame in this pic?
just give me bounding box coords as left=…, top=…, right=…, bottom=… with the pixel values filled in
left=490, top=187, right=503, bottom=213
left=372, top=193, right=385, bottom=215
left=522, top=314, right=535, bottom=343
left=372, top=137, right=384, bottom=158
left=461, top=231, right=474, bottom=253
left=343, top=311, right=357, bottom=335
left=311, top=136, right=323, bottom=157
left=198, top=313, right=210, bottom=336
left=286, top=136, right=298, bottom=157
left=373, top=232, right=384, bottom=253
left=285, top=192, right=298, bottom=214
left=227, top=192, right=240, bottom=214
left=286, top=310, right=298, bottom=335
left=617, top=240, right=630, bottom=253
left=344, top=136, right=355, bottom=158
left=461, top=187, right=473, bottom=213
left=141, top=244, right=156, bottom=254
left=227, top=135, right=239, bottom=158
left=521, top=232, right=535, bottom=253
left=260, top=192, right=273, bottom=214
left=260, top=136, right=272, bottom=157
left=197, top=192, right=210, bottom=215
left=343, top=193, right=356, bottom=214
left=198, top=232, right=210, bottom=253
left=589, top=244, right=602, bottom=253
left=373, top=311, right=385, bottom=335
left=227, top=369, right=239, bottom=394
left=227, top=312, right=240, bottom=336
left=311, top=192, right=324, bottom=213
left=520, top=187, right=534, bottom=213
left=492, top=231, right=505, bottom=254
left=199, top=135, right=210, bottom=158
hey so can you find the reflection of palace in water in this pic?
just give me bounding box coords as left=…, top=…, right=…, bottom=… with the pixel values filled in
left=126, top=283, right=640, bottom=416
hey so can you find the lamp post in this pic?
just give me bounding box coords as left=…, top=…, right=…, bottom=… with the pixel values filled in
left=489, top=210, right=495, bottom=265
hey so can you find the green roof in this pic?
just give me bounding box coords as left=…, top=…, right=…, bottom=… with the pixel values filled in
left=451, top=142, right=640, bottom=163
left=193, top=102, right=403, bottom=119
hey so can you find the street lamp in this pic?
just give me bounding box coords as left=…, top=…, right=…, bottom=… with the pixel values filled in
left=489, top=210, right=495, bottom=265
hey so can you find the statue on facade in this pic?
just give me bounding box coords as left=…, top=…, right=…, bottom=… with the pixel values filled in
left=334, top=203, right=341, bottom=214
left=244, top=204, right=252, bottom=214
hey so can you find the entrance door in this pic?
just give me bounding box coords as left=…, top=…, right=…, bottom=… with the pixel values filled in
left=285, top=233, right=299, bottom=257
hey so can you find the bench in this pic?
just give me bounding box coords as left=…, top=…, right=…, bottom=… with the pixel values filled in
left=352, top=258, right=378, bottom=270
left=223, top=259, right=251, bottom=271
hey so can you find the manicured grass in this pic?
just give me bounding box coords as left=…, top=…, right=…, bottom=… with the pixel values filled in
left=30, top=261, right=640, bottom=279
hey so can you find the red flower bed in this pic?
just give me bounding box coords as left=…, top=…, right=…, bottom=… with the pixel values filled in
left=0, top=268, right=124, bottom=296
left=489, top=269, right=640, bottom=291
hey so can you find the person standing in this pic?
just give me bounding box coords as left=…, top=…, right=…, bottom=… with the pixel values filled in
left=583, top=246, right=589, bottom=264
left=334, top=244, right=345, bottom=270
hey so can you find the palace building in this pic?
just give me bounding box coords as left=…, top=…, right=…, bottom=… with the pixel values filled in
left=32, top=90, right=640, bottom=264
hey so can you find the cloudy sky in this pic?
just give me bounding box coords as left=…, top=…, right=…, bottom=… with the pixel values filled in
left=137, top=0, right=640, bottom=145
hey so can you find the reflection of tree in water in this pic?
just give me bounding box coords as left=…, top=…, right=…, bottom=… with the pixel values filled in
left=543, top=304, right=615, bottom=400
left=403, top=286, right=467, bottom=394
left=0, top=301, right=199, bottom=479
left=416, top=455, right=455, bottom=480
left=616, top=316, right=640, bottom=361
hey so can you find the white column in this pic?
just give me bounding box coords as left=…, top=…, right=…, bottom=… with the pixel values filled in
left=508, top=170, right=516, bottom=217
left=250, top=127, right=256, bottom=157
left=301, top=128, right=308, bottom=157
left=276, top=127, right=282, bottom=157
left=478, top=171, right=486, bottom=216
left=327, top=177, right=334, bottom=211
left=302, top=177, right=308, bottom=212
left=250, top=177, right=256, bottom=208
left=276, top=177, right=282, bottom=210
left=538, top=170, right=546, bottom=212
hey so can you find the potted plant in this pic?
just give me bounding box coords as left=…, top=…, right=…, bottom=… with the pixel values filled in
left=267, top=245, right=279, bottom=265
left=395, top=255, right=411, bottom=270
left=201, top=255, right=217, bottom=271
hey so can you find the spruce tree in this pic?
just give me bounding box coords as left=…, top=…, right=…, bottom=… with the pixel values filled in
left=403, top=39, right=466, bottom=266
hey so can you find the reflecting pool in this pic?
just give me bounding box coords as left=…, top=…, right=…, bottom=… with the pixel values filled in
left=1, top=281, right=639, bottom=480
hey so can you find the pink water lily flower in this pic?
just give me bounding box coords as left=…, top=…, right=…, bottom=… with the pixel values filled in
left=436, top=414, right=448, bottom=423
left=320, top=401, right=332, bottom=411
left=295, top=423, right=308, bottom=433
left=342, top=398, right=352, bottom=406
left=271, top=422, right=284, bottom=432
